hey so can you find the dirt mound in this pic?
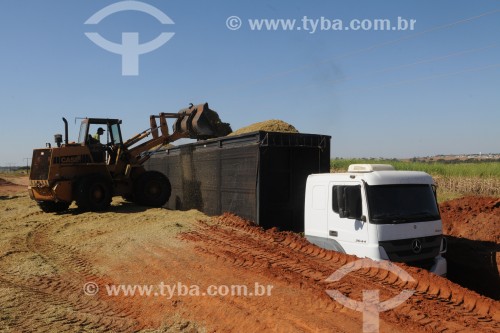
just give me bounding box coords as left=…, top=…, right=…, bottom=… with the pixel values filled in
left=0, top=176, right=26, bottom=196
left=440, top=196, right=500, bottom=242
left=229, top=119, right=298, bottom=136
left=439, top=196, right=500, bottom=300
left=178, top=213, right=500, bottom=332
left=0, top=178, right=14, bottom=186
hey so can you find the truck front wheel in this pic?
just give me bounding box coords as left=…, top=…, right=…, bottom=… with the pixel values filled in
left=134, top=171, right=171, bottom=207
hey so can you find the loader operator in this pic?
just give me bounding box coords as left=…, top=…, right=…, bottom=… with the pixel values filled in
left=88, top=127, right=105, bottom=145
left=88, top=127, right=106, bottom=162
left=94, top=127, right=104, bottom=143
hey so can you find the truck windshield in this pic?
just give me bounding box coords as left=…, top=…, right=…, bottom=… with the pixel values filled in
left=366, top=184, right=440, bottom=224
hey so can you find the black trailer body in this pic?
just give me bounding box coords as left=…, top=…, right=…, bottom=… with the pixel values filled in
left=145, top=131, right=330, bottom=232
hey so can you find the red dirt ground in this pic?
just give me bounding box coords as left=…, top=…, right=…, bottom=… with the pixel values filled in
left=0, top=177, right=26, bottom=196
left=440, top=196, right=500, bottom=243
left=439, top=196, right=500, bottom=300
left=103, top=213, right=500, bottom=332
left=0, top=178, right=498, bottom=332
left=172, top=214, right=500, bottom=332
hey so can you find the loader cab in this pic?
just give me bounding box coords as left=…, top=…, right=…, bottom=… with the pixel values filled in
left=78, top=118, right=123, bottom=146
left=77, top=118, right=123, bottom=163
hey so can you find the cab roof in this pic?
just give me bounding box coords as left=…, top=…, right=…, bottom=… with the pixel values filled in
left=309, top=164, right=434, bottom=186
left=308, top=171, right=434, bottom=186
left=81, top=118, right=122, bottom=125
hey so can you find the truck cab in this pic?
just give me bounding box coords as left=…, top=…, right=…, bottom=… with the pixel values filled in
left=304, top=164, right=447, bottom=276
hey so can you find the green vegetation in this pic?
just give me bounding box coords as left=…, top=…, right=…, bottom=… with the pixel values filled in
left=331, top=159, right=500, bottom=178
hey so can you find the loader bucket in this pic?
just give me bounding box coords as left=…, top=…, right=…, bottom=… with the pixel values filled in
left=174, top=103, right=232, bottom=139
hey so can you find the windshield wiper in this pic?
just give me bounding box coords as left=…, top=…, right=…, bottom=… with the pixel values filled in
left=404, top=212, right=440, bottom=221
left=371, top=213, right=408, bottom=223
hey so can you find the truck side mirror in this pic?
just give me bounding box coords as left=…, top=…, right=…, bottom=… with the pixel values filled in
left=332, top=186, right=340, bottom=213
left=333, top=185, right=362, bottom=220
left=338, top=187, right=348, bottom=218
left=431, top=184, right=438, bottom=202
left=346, top=186, right=362, bottom=220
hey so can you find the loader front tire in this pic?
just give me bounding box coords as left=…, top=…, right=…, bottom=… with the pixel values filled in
left=76, top=176, right=112, bottom=212
left=37, top=201, right=70, bottom=213
left=134, top=171, right=171, bottom=207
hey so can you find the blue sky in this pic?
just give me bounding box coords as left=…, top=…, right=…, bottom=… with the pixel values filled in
left=1, top=0, right=499, bottom=166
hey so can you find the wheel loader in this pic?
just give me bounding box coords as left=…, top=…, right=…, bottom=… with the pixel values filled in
left=28, top=103, right=232, bottom=212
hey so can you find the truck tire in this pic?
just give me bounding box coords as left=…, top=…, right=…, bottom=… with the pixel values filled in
left=37, top=201, right=70, bottom=213
left=134, top=171, right=171, bottom=207
left=76, top=175, right=112, bottom=211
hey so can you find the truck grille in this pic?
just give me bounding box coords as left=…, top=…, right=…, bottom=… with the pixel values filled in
left=30, top=149, right=52, bottom=180
left=406, top=258, right=436, bottom=271
left=379, top=235, right=441, bottom=263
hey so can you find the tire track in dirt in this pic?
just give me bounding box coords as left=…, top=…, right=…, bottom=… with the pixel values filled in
left=180, top=213, right=500, bottom=333
left=113, top=241, right=370, bottom=332
left=0, top=220, right=139, bottom=332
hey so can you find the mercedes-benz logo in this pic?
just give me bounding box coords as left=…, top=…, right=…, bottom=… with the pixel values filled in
left=411, top=239, right=422, bottom=254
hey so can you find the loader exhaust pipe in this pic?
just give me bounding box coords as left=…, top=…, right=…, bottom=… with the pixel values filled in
left=62, top=117, right=68, bottom=144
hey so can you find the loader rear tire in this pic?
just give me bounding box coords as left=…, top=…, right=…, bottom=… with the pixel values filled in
left=134, top=171, right=171, bottom=207
left=37, top=201, right=70, bottom=213
left=76, top=176, right=112, bottom=212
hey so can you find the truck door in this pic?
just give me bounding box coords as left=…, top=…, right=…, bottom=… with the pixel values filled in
left=327, top=181, right=368, bottom=252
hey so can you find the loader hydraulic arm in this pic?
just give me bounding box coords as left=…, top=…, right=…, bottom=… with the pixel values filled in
left=125, top=113, right=187, bottom=165
left=124, top=103, right=232, bottom=165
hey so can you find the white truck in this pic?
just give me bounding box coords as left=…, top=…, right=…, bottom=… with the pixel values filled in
left=304, top=164, right=447, bottom=276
